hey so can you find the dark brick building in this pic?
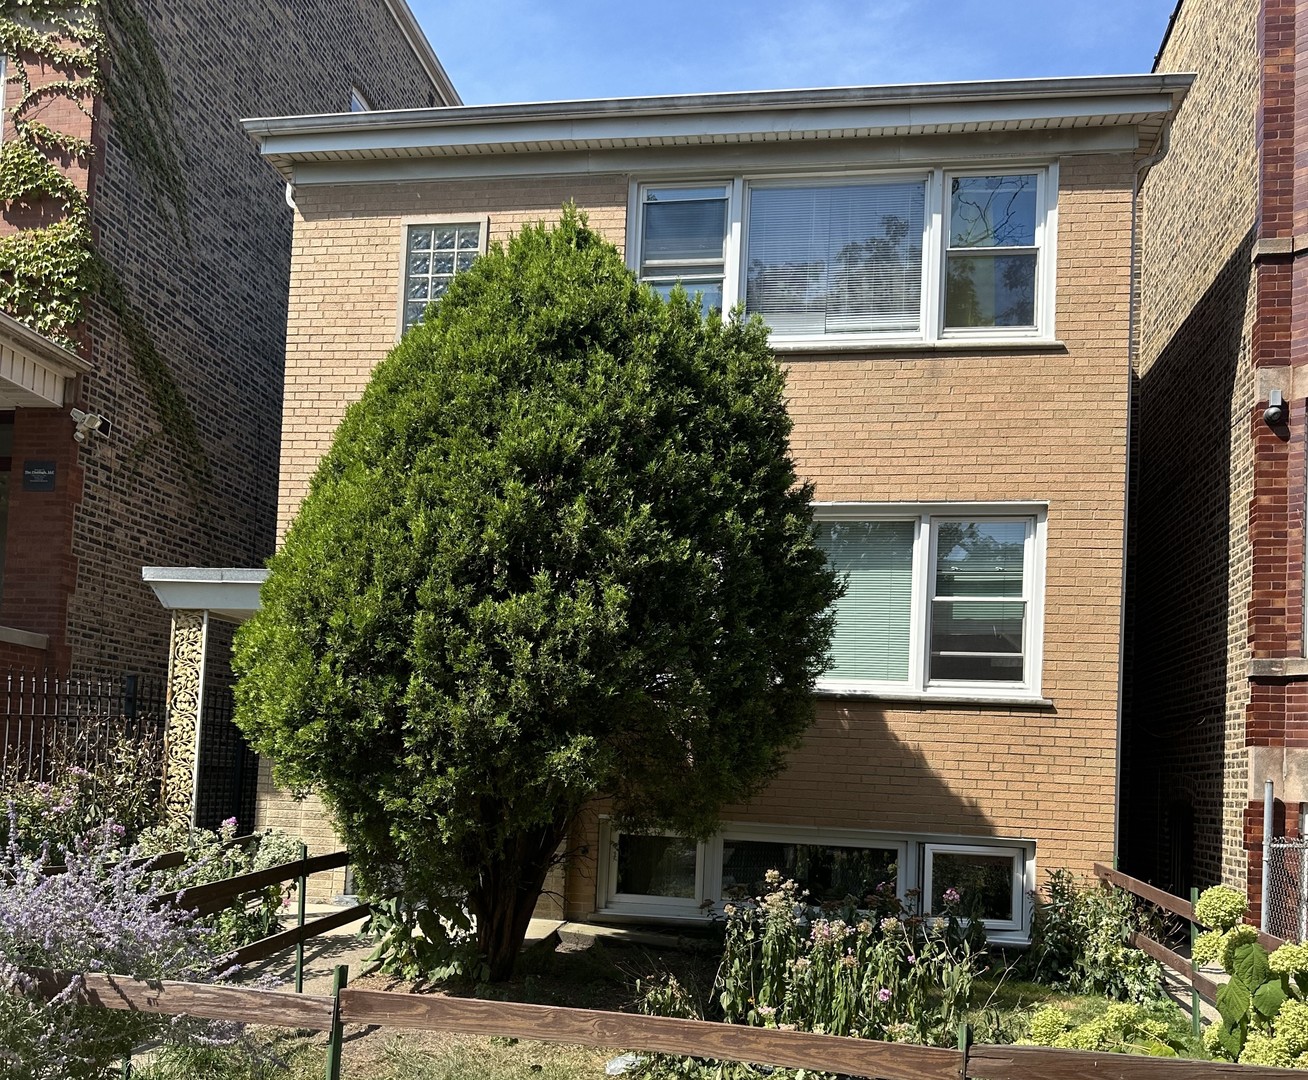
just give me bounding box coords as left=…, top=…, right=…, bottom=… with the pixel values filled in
left=0, top=0, right=457, bottom=674
left=1127, top=0, right=1308, bottom=923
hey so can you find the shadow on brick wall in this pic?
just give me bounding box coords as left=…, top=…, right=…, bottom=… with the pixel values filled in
left=1123, top=228, right=1254, bottom=893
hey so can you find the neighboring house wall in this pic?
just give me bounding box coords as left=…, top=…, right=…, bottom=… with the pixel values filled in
left=1126, top=0, right=1308, bottom=926
left=266, top=152, right=1137, bottom=913
left=0, top=1, right=451, bottom=677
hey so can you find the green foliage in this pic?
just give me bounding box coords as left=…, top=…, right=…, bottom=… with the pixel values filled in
left=1194, top=884, right=1248, bottom=931
left=1020, top=1001, right=1187, bottom=1056
left=669, top=874, right=982, bottom=1046
left=233, top=208, right=840, bottom=978
left=137, top=820, right=302, bottom=952
left=0, top=217, right=98, bottom=343
left=1020, top=869, right=1165, bottom=1003
left=362, top=896, right=488, bottom=984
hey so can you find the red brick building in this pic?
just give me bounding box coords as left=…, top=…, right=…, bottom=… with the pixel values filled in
left=0, top=0, right=458, bottom=675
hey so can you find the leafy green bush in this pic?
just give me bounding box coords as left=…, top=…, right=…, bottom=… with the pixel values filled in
left=362, top=895, right=487, bottom=983
left=137, top=819, right=302, bottom=952
left=1021, top=869, right=1164, bottom=1003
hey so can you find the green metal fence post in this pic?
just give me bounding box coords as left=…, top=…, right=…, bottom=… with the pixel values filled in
left=324, top=963, right=348, bottom=1080
left=1190, top=885, right=1202, bottom=1037
left=958, top=1021, right=972, bottom=1078
left=121, top=1053, right=131, bottom=1078
left=295, top=841, right=308, bottom=994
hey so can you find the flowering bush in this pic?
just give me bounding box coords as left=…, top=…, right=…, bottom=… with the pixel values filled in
left=1194, top=884, right=1248, bottom=931
left=1021, top=1001, right=1186, bottom=1056
left=645, top=870, right=982, bottom=1051
left=1193, top=886, right=1308, bottom=1064
left=0, top=809, right=234, bottom=1079
left=0, top=726, right=164, bottom=857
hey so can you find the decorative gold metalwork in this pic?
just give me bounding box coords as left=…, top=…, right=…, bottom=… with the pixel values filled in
left=161, top=609, right=206, bottom=824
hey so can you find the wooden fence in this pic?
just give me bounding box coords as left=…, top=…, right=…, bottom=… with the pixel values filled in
left=38, top=967, right=1304, bottom=1080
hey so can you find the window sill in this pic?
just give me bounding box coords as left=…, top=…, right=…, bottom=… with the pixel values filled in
left=815, top=687, right=1054, bottom=709
left=0, top=625, right=49, bottom=650
left=772, top=337, right=1065, bottom=356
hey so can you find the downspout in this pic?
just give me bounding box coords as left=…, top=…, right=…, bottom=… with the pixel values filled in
left=1116, top=119, right=1174, bottom=867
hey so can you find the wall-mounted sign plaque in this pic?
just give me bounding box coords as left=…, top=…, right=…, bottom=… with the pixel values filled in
left=22, top=461, right=56, bottom=491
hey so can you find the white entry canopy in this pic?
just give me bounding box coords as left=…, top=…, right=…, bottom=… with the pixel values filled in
left=0, top=311, right=93, bottom=408
left=143, top=566, right=268, bottom=621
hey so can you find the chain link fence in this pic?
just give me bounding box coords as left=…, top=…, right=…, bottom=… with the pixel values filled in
left=1266, top=836, right=1308, bottom=941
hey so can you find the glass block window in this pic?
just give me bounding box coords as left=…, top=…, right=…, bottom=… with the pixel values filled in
left=403, top=222, right=483, bottom=331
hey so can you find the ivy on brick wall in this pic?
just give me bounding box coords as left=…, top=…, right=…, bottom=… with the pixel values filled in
left=0, top=0, right=209, bottom=491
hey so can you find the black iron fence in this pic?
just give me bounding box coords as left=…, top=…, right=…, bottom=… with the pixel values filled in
left=194, top=679, right=258, bottom=831
left=0, top=669, right=167, bottom=789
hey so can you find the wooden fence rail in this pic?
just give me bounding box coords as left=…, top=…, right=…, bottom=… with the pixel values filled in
left=32, top=970, right=1307, bottom=1080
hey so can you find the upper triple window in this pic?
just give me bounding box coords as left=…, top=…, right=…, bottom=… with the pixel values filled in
left=632, top=167, right=1054, bottom=346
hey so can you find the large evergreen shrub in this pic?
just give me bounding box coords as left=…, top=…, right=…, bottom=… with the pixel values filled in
left=233, top=207, right=839, bottom=979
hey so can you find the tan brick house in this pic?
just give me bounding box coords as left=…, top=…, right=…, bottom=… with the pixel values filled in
left=171, top=74, right=1190, bottom=935
left=0, top=0, right=458, bottom=680
left=1124, top=0, right=1308, bottom=930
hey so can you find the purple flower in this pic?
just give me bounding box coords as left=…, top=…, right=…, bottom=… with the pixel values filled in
left=906, top=953, right=916, bottom=965
left=877, top=988, right=892, bottom=1002
left=943, top=887, right=961, bottom=904
left=221, top=817, right=238, bottom=829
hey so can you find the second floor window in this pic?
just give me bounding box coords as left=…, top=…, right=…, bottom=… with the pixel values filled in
left=632, top=167, right=1054, bottom=346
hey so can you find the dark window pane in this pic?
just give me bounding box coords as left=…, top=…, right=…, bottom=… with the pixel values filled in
left=642, top=197, right=727, bottom=263
left=934, top=521, right=1026, bottom=598
left=930, top=851, right=1015, bottom=920
left=647, top=278, right=723, bottom=316
left=616, top=835, right=697, bottom=898
left=929, top=600, right=1025, bottom=682
left=720, top=839, right=898, bottom=903
left=949, top=175, right=1037, bottom=248
left=944, top=252, right=1037, bottom=328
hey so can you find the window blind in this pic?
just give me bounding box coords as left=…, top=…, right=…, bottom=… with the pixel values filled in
left=746, top=182, right=925, bottom=335
left=816, top=520, right=915, bottom=681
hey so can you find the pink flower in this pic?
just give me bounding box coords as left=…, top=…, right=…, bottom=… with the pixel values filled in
left=943, top=887, right=961, bottom=904
left=221, top=817, right=238, bottom=829
left=877, top=988, right=892, bottom=1003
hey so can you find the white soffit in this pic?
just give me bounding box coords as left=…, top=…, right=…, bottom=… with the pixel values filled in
left=0, top=311, right=92, bottom=408
left=142, top=566, right=268, bottom=622
left=243, top=74, right=1195, bottom=183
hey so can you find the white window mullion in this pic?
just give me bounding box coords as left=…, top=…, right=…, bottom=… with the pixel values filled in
left=912, top=517, right=933, bottom=692
left=923, top=168, right=944, bottom=343
left=722, top=177, right=745, bottom=312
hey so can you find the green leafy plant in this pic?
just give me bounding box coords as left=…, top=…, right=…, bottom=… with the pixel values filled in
left=362, top=896, right=488, bottom=984
left=233, top=207, right=841, bottom=981
left=1021, top=869, right=1165, bottom=1003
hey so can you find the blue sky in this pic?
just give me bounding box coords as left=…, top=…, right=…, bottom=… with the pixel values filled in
left=409, top=0, right=1181, bottom=105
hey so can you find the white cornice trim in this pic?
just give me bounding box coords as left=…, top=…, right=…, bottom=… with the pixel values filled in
left=381, top=0, right=461, bottom=106
left=242, top=74, right=1193, bottom=181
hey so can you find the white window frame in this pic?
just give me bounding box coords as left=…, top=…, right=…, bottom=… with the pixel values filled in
left=395, top=214, right=489, bottom=338
left=598, top=820, right=1035, bottom=943
left=940, top=167, right=1057, bottom=342
left=812, top=503, right=1047, bottom=702
left=922, top=842, right=1033, bottom=935
left=628, top=165, right=1057, bottom=350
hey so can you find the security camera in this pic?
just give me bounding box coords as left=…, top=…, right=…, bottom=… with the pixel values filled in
left=1265, top=390, right=1288, bottom=427
left=70, top=409, right=111, bottom=444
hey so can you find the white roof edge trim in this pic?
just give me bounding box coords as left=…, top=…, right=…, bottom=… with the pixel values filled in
left=0, top=310, right=91, bottom=376
left=381, top=0, right=462, bottom=106
left=242, top=72, right=1194, bottom=143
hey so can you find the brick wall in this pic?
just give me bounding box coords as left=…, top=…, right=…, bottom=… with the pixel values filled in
left=270, top=153, right=1135, bottom=914
left=1128, top=0, right=1260, bottom=893
left=49, top=0, right=447, bottom=676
